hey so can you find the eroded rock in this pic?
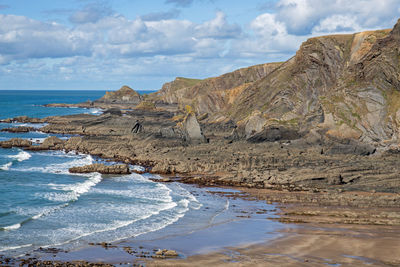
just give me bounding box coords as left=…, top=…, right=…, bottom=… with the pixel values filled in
left=69, top=163, right=130, bottom=174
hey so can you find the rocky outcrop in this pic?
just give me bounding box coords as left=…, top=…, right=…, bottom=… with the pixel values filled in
left=69, top=163, right=130, bottom=174
left=181, top=113, right=207, bottom=144
left=0, top=127, right=35, bottom=133
left=95, top=86, right=141, bottom=104
left=40, top=136, right=65, bottom=149
left=0, top=138, right=32, bottom=148
left=0, top=116, right=45, bottom=123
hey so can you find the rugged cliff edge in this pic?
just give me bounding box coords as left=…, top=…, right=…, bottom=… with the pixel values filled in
left=148, top=20, right=400, bottom=150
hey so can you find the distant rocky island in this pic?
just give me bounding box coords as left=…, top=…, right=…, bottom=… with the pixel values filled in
left=2, top=19, right=400, bottom=235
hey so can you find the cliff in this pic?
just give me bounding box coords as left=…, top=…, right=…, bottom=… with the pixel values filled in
left=153, top=19, right=400, bottom=147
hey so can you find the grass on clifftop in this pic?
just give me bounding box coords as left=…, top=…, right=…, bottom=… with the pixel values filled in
left=176, top=77, right=203, bottom=87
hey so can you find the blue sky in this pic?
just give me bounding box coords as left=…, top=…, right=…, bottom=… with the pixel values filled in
left=0, top=0, right=399, bottom=90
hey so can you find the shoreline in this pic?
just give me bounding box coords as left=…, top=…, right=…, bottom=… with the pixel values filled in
left=2, top=183, right=399, bottom=266
left=1, top=110, right=400, bottom=266
left=0, top=184, right=288, bottom=266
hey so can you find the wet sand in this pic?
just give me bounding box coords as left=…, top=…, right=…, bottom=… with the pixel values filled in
left=148, top=223, right=400, bottom=266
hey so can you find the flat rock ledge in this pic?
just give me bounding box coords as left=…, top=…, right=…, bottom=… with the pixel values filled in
left=69, top=163, right=130, bottom=175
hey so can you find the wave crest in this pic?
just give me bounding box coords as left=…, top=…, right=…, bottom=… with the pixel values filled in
left=8, top=151, right=31, bottom=162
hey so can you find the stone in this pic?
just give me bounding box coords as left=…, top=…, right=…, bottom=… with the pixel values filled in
left=182, top=113, right=207, bottom=143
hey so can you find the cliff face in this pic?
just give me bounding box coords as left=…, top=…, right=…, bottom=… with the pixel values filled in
left=153, top=63, right=282, bottom=116
left=96, top=85, right=141, bottom=104
left=154, top=19, right=400, bottom=147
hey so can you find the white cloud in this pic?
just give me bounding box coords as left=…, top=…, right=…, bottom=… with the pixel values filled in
left=312, top=15, right=362, bottom=35
left=0, top=0, right=399, bottom=90
left=273, top=0, right=400, bottom=35
left=0, top=15, right=94, bottom=63
left=195, top=11, right=242, bottom=39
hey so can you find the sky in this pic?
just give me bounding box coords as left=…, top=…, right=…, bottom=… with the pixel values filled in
left=0, top=0, right=399, bottom=90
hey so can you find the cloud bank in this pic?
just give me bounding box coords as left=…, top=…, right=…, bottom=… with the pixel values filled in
left=0, top=0, right=399, bottom=90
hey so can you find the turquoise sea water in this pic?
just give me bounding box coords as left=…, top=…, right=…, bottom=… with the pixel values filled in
left=0, top=91, right=282, bottom=258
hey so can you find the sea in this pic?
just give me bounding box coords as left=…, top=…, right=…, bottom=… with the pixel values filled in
left=0, top=90, right=282, bottom=259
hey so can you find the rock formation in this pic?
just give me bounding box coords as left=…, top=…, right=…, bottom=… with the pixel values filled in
left=69, top=163, right=130, bottom=174
left=0, top=138, right=32, bottom=148
left=149, top=20, right=400, bottom=149
left=95, top=85, right=141, bottom=104
left=181, top=113, right=207, bottom=144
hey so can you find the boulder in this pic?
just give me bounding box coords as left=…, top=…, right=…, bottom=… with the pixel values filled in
left=182, top=113, right=207, bottom=143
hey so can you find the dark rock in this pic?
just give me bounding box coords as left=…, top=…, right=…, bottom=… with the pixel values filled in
left=326, top=140, right=376, bottom=156
left=103, top=108, right=122, bottom=116
left=131, top=120, right=143, bottom=134
left=247, top=126, right=301, bottom=143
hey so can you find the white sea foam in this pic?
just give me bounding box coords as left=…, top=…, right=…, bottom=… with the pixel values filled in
left=131, top=165, right=145, bottom=172
left=31, top=203, right=69, bottom=220
left=2, top=223, right=21, bottom=231
left=88, top=108, right=103, bottom=115
left=48, top=200, right=179, bottom=248
left=0, top=244, right=32, bottom=252
left=0, top=162, right=12, bottom=170
left=8, top=151, right=31, bottom=162
left=175, top=184, right=202, bottom=210
left=42, top=173, right=102, bottom=202
left=62, top=173, right=102, bottom=195
left=178, top=199, right=190, bottom=208
left=14, top=123, right=47, bottom=129
left=21, top=154, right=93, bottom=175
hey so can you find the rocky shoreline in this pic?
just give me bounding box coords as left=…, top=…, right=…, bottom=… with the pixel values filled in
left=1, top=108, right=400, bottom=266
left=1, top=109, right=399, bottom=211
